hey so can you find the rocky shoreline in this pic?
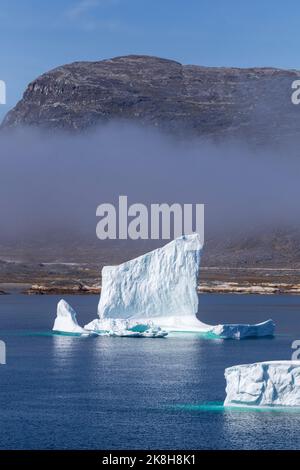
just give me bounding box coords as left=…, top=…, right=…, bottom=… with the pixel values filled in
left=199, top=281, right=300, bottom=294
left=2, top=261, right=300, bottom=295
left=20, top=280, right=300, bottom=295
left=26, top=283, right=100, bottom=295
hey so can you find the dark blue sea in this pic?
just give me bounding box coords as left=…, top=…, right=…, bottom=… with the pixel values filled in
left=0, top=293, right=300, bottom=450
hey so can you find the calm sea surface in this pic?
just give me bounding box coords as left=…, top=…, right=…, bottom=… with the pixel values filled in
left=0, top=293, right=300, bottom=449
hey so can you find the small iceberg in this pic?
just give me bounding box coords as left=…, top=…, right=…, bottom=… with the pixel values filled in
left=53, top=300, right=94, bottom=336
left=84, top=234, right=275, bottom=339
left=211, top=319, right=275, bottom=339
left=224, top=361, right=300, bottom=407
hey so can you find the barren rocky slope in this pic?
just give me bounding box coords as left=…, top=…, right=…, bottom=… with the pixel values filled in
left=2, top=55, right=300, bottom=142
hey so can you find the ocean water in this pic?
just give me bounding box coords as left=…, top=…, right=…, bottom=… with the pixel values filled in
left=0, top=293, right=300, bottom=450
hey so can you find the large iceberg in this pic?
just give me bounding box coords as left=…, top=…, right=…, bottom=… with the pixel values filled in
left=53, top=299, right=91, bottom=336
left=84, top=234, right=275, bottom=338
left=85, top=234, right=205, bottom=333
left=224, top=361, right=300, bottom=407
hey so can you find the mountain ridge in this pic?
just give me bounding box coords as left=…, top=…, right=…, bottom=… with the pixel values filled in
left=2, top=54, right=300, bottom=142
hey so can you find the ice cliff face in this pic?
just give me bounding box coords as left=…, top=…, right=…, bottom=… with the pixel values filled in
left=85, top=234, right=211, bottom=332
left=53, top=300, right=87, bottom=335
left=99, top=234, right=202, bottom=319
left=224, top=361, right=300, bottom=407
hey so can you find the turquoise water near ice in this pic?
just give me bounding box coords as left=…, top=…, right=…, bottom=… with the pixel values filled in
left=171, top=402, right=300, bottom=413
left=0, top=293, right=300, bottom=449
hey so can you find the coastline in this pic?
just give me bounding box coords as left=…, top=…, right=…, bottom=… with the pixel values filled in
left=2, top=279, right=300, bottom=295
left=2, top=262, right=300, bottom=295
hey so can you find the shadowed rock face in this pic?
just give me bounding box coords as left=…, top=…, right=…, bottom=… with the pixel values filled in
left=2, top=55, right=300, bottom=142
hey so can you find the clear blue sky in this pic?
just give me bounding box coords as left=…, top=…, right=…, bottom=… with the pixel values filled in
left=1, top=0, right=300, bottom=119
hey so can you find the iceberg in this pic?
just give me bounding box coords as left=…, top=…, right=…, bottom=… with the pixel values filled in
left=224, top=361, right=300, bottom=407
left=84, top=234, right=275, bottom=339
left=98, top=234, right=201, bottom=320
left=53, top=299, right=92, bottom=336
left=84, top=234, right=208, bottom=334
left=211, top=320, right=275, bottom=339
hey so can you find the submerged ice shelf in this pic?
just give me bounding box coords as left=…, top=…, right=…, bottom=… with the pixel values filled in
left=224, top=361, right=300, bottom=407
left=84, top=234, right=275, bottom=339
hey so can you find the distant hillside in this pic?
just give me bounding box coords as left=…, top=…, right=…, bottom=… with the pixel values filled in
left=2, top=55, right=300, bottom=143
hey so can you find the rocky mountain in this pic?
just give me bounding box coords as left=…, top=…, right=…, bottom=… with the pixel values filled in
left=2, top=55, right=300, bottom=142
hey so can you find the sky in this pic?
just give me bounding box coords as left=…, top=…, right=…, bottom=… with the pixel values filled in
left=1, top=0, right=300, bottom=119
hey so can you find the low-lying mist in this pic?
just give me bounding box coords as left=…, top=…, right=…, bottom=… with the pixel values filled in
left=0, top=122, right=299, bottom=262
